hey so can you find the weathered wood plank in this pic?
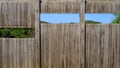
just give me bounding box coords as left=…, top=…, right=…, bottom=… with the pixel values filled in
left=0, top=39, right=2, bottom=68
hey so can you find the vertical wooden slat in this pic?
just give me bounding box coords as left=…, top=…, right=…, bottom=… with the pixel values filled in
left=0, top=2, right=1, bottom=28
left=1, top=2, right=4, bottom=27
left=113, top=25, right=117, bottom=68
left=13, top=3, right=17, bottom=27
left=8, top=2, right=11, bottom=27
left=27, top=2, right=32, bottom=28
left=16, top=39, right=20, bottom=68
left=16, top=2, right=20, bottom=27
left=9, top=39, right=12, bottom=68
left=116, top=25, right=120, bottom=68
left=6, top=39, right=9, bottom=68
left=0, top=39, right=2, bottom=68
left=21, top=2, right=23, bottom=27
left=12, top=39, right=16, bottom=68
left=2, top=38, right=7, bottom=68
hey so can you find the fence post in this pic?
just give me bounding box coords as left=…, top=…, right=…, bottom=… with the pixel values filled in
left=80, top=0, right=86, bottom=68
left=35, top=0, right=40, bottom=68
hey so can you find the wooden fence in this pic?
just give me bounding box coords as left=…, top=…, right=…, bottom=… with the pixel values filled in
left=0, top=38, right=38, bottom=68
left=41, top=24, right=120, bottom=68
left=0, top=1, right=35, bottom=28
left=0, top=0, right=40, bottom=68
left=41, top=24, right=83, bottom=68
left=40, top=0, right=120, bottom=68
left=1, top=0, right=120, bottom=68
left=41, top=0, right=120, bottom=13
left=86, top=24, right=120, bottom=68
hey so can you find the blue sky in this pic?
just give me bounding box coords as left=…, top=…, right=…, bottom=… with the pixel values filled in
left=40, top=14, right=115, bottom=24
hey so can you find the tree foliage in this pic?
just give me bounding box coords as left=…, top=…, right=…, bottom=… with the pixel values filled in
left=0, top=28, right=34, bottom=38
left=85, top=20, right=101, bottom=24
left=40, top=21, right=49, bottom=24
left=112, top=14, right=120, bottom=24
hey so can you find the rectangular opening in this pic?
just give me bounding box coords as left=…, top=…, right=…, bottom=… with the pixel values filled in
left=40, top=13, right=80, bottom=24
left=40, top=13, right=120, bottom=24
left=85, top=13, right=118, bottom=24
left=0, top=28, right=34, bottom=38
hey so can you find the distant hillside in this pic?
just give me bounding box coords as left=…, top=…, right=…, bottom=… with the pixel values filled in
left=40, top=20, right=101, bottom=24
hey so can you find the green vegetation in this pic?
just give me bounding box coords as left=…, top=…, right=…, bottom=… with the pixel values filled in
left=85, top=20, right=101, bottom=24
left=0, top=28, right=34, bottom=38
left=40, top=21, right=49, bottom=24
left=40, top=20, right=102, bottom=24
left=112, top=14, right=120, bottom=24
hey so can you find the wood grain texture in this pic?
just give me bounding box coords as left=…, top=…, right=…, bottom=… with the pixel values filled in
left=86, top=24, right=120, bottom=68
left=41, top=24, right=120, bottom=68
left=41, top=24, right=83, bottom=68
left=0, top=39, right=2, bottom=68
left=0, top=2, right=35, bottom=28
left=35, top=0, right=40, bottom=68
left=41, top=2, right=81, bottom=13
left=0, top=38, right=40, bottom=68
left=41, top=1, right=120, bottom=13
left=0, top=0, right=39, bottom=68
left=86, top=1, right=120, bottom=13
left=80, top=0, right=85, bottom=68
